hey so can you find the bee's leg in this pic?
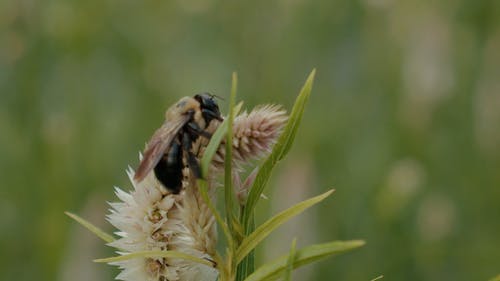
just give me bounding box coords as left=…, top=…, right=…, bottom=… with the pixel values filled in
left=202, top=109, right=223, bottom=122
left=186, top=121, right=212, bottom=139
left=182, top=132, right=202, bottom=179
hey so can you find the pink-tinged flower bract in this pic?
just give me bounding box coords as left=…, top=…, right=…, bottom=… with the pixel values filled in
left=212, top=105, right=288, bottom=169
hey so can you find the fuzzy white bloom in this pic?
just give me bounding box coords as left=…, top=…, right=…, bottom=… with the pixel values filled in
left=212, top=105, right=288, bottom=169
left=107, top=167, right=218, bottom=281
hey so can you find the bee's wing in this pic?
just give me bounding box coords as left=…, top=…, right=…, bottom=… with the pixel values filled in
left=134, top=115, right=189, bottom=182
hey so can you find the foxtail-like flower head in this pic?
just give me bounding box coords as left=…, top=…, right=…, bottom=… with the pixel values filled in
left=212, top=105, right=288, bottom=169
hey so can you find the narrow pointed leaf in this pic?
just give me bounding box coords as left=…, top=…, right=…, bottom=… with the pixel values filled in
left=244, top=240, right=365, bottom=281
left=94, top=250, right=214, bottom=267
left=236, top=189, right=334, bottom=264
left=278, top=69, right=316, bottom=160
left=242, top=69, right=315, bottom=229
left=225, top=72, right=238, bottom=236
left=65, top=211, right=114, bottom=243
left=283, top=238, right=297, bottom=281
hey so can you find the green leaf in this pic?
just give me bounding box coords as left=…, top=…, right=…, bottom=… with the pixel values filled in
left=371, top=275, right=384, bottom=281
left=277, top=69, right=316, bottom=161
left=65, top=211, right=114, bottom=243
left=225, top=72, right=238, bottom=236
left=237, top=69, right=315, bottom=278
left=243, top=240, right=365, bottom=281
left=236, top=212, right=255, bottom=281
left=283, top=238, right=297, bottom=281
left=242, top=69, right=315, bottom=229
left=236, top=189, right=334, bottom=264
left=94, top=250, right=215, bottom=267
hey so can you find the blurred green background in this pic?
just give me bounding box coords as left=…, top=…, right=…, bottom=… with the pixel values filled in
left=1, top=0, right=499, bottom=280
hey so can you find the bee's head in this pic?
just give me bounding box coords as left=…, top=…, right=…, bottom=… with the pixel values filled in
left=195, top=93, right=223, bottom=122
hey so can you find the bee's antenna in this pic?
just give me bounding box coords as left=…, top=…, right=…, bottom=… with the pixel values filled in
left=210, top=94, right=225, bottom=101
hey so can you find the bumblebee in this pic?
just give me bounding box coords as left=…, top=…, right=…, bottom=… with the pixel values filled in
left=134, top=93, right=223, bottom=193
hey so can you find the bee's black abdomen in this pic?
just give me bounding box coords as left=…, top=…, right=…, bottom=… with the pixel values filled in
left=154, top=140, right=183, bottom=194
